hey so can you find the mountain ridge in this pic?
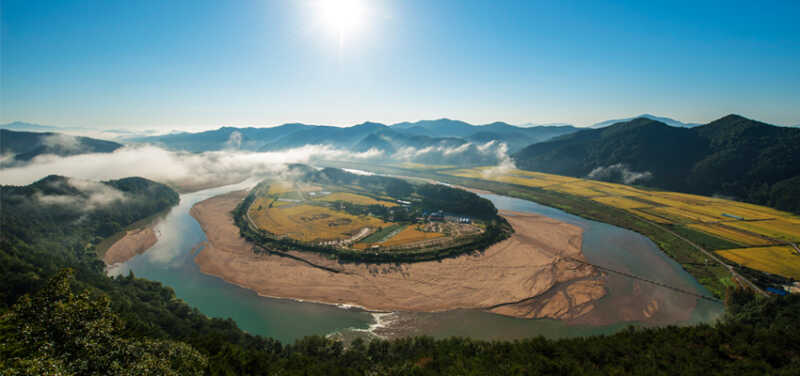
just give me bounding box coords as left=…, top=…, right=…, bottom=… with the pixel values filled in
left=512, top=114, right=800, bottom=213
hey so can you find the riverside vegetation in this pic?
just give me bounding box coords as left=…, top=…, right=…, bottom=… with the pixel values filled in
left=1, top=174, right=799, bottom=374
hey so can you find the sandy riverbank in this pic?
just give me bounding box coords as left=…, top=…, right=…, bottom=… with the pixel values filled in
left=103, top=227, right=159, bottom=265
left=190, top=190, right=607, bottom=320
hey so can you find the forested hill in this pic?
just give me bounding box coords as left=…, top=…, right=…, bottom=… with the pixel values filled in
left=1, top=174, right=800, bottom=374
left=0, top=175, right=178, bottom=303
left=0, top=129, right=123, bottom=166
left=512, top=115, right=800, bottom=213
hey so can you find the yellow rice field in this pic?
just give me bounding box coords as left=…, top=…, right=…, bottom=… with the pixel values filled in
left=627, top=208, right=672, bottom=224
left=267, top=182, right=295, bottom=195
left=688, top=224, right=773, bottom=247
left=248, top=203, right=386, bottom=242
left=716, top=246, right=800, bottom=280
left=648, top=206, right=722, bottom=224
left=592, top=196, right=651, bottom=209
left=724, top=220, right=800, bottom=243
left=379, top=226, right=446, bottom=247
left=548, top=183, right=604, bottom=197
left=315, top=192, right=397, bottom=206
left=445, top=167, right=800, bottom=246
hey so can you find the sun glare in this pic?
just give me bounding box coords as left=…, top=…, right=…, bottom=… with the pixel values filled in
left=316, top=0, right=366, bottom=47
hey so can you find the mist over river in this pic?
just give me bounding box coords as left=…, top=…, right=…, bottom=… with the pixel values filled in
left=108, top=181, right=723, bottom=343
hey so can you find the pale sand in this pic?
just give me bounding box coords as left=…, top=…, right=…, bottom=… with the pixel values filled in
left=191, top=190, right=607, bottom=320
left=103, top=227, right=158, bottom=265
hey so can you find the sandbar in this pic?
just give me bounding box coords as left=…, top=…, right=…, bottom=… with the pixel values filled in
left=191, top=190, right=607, bottom=320
left=103, top=227, right=158, bottom=265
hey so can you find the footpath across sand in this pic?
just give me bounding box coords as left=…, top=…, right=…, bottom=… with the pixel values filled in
left=190, top=190, right=607, bottom=320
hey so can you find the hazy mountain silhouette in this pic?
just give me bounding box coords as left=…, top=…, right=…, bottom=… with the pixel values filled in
left=1, top=129, right=123, bottom=166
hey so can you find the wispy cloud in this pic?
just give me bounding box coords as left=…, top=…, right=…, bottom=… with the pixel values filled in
left=588, top=163, right=653, bottom=184
left=35, top=177, right=128, bottom=211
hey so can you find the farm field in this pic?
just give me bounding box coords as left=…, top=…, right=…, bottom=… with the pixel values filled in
left=315, top=192, right=398, bottom=206
left=591, top=196, right=651, bottom=210
left=716, top=246, right=800, bottom=280
left=378, top=225, right=446, bottom=247
left=444, top=166, right=800, bottom=252
left=243, top=176, right=491, bottom=254
left=688, top=224, right=771, bottom=247
left=248, top=203, right=387, bottom=243
left=724, top=220, right=800, bottom=243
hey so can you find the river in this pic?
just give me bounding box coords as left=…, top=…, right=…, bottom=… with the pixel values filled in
left=108, top=181, right=723, bottom=343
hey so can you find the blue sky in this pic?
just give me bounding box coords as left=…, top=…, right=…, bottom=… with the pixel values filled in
left=2, top=0, right=799, bottom=129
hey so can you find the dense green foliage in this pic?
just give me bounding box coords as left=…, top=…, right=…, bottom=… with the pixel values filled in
left=234, top=167, right=513, bottom=263
left=0, top=175, right=179, bottom=305
left=2, top=173, right=800, bottom=374
left=4, top=269, right=800, bottom=375
left=0, top=270, right=207, bottom=375
left=512, top=115, right=800, bottom=213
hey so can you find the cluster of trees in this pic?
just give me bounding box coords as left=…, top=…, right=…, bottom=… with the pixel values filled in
left=235, top=167, right=512, bottom=263
left=306, top=167, right=498, bottom=219
left=330, top=201, right=418, bottom=223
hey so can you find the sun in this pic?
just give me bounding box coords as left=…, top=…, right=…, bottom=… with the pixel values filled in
left=316, top=0, right=366, bottom=45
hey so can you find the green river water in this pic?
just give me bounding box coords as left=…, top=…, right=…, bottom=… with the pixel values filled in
left=109, top=181, right=723, bottom=343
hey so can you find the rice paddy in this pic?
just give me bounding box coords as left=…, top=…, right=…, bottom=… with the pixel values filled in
left=444, top=166, right=800, bottom=279
left=248, top=203, right=386, bottom=243
left=716, top=246, right=800, bottom=280
left=246, top=180, right=470, bottom=250
left=315, top=192, right=398, bottom=206
left=688, top=224, right=772, bottom=247
left=379, top=226, right=446, bottom=247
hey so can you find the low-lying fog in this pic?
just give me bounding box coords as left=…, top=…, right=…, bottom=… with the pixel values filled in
left=1, top=141, right=516, bottom=192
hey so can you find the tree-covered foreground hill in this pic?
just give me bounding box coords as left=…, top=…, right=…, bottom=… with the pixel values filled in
left=512, top=114, right=800, bottom=214
left=1, top=176, right=799, bottom=375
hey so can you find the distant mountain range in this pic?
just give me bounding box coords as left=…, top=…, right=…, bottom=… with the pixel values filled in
left=590, top=114, right=701, bottom=128
left=128, top=119, right=580, bottom=165
left=1, top=121, right=61, bottom=132
left=512, top=114, right=800, bottom=214
left=0, top=129, right=123, bottom=166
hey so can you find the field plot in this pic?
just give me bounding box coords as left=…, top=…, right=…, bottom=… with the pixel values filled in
left=592, top=196, right=651, bottom=209
left=444, top=167, right=800, bottom=247
left=315, top=192, right=397, bottom=206
left=688, top=224, right=773, bottom=247
left=379, top=226, right=446, bottom=247
left=627, top=208, right=672, bottom=224
left=548, top=183, right=604, bottom=197
left=248, top=203, right=386, bottom=242
left=716, top=246, right=800, bottom=280
left=648, top=206, right=721, bottom=224
left=267, top=182, right=296, bottom=195
left=725, top=220, right=800, bottom=243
